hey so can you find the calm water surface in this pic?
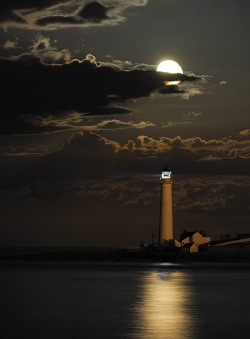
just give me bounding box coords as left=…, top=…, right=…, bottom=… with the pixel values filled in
left=0, top=261, right=250, bottom=338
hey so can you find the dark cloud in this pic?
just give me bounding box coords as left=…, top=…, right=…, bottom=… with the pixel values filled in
left=0, top=54, right=199, bottom=135
left=49, top=132, right=250, bottom=177
left=1, top=131, right=249, bottom=186
left=158, top=85, right=185, bottom=95
left=0, top=9, right=25, bottom=24
left=173, top=176, right=250, bottom=218
left=88, top=106, right=134, bottom=115
left=36, top=2, right=109, bottom=27
left=0, top=0, right=148, bottom=29
left=0, top=146, right=48, bottom=156
left=0, top=175, right=249, bottom=219
left=36, top=15, right=84, bottom=27
left=79, top=2, right=108, bottom=22
left=0, top=0, right=68, bottom=23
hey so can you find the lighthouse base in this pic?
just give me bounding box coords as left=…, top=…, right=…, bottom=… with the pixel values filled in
left=159, top=239, right=181, bottom=248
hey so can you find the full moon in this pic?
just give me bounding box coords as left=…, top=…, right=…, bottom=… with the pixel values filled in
left=157, top=60, right=183, bottom=85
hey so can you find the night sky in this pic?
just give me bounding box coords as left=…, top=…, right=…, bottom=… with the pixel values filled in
left=0, top=0, right=249, bottom=247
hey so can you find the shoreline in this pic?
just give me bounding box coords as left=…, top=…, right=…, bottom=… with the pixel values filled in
left=1, top=247, right=250, bottom=263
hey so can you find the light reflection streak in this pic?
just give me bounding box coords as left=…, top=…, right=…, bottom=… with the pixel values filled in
left=131, top=270, right=197, bottom=339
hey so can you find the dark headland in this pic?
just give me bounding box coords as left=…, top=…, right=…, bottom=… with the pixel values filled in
left=1, top=243, right=250, bottom=263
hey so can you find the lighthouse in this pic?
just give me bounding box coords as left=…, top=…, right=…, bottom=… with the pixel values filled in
left=159, top=166, right=173, bottom=245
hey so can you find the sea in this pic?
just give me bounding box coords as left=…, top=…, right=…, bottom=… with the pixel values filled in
left=0, top=247, right=250, bottom=339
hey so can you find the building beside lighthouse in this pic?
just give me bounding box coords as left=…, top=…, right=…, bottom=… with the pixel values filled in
left=159, top=166, right=174, bottom=246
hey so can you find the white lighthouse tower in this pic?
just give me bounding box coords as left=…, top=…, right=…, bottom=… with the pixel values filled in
left=159, top=166, right=173, bottom=245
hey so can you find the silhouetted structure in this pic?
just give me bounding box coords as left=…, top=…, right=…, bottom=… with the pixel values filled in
left=180, top=230, right=211, bottom=253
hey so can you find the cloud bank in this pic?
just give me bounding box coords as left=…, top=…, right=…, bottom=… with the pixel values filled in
left=1, top=54, right=199, bottom=135
left=0, top=0, right=148, bottom=30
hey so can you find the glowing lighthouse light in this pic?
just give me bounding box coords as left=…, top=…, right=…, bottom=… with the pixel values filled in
left=161, top=168, right=172, bottom=180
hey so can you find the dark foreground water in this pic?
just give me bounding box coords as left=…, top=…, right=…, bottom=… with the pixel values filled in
left=0, top=261, right=250, bottom=339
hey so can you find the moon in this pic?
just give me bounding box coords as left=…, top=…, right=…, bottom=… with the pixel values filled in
left=157, top=60, right=183, bottom=85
